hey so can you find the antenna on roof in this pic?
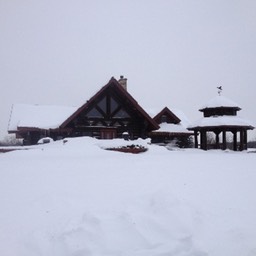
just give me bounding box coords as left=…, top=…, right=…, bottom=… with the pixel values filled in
left=217, top=86, right=222, bottom=96
left=7, top=104, right=14, bottom=132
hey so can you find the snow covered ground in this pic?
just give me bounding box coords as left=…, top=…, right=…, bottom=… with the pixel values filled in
left=1, top=137, right=256, bottom=256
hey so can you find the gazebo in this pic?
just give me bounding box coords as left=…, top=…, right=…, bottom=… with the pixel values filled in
left=188, top=95, right=254, bottom=151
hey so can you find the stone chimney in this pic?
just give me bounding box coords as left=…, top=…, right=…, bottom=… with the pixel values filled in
left=118, top=75, right=127, bottom=90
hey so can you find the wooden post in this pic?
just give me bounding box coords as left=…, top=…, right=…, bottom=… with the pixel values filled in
left=194, top=130, right=198, bottom=148
left=233, top=131, right=237, bottom=151
left=200, top=130, right=207, bottom=150
left=200, top=131, right=203, bottom=149
left=239, top=129, right=244, bottom=151
left=222, top=131, right=227, bottom=150
left=215, top=132, right=220, bottom=149
left=244, top=130, right=248, bottom=150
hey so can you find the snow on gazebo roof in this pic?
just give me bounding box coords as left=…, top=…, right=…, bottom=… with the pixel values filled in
left=199, top=95, right=241, bottom=111
left=8, top=104, right=78, bottom=131
left=188, top=115, right=254, bottom=130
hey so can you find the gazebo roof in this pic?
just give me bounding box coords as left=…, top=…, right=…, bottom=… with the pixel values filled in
left=188, top=115, right=254, bottom=130
left=199, top=95, right=241, bottom=111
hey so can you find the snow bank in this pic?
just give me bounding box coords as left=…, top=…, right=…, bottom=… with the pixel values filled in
left=1, top=137, right=256, bottom=256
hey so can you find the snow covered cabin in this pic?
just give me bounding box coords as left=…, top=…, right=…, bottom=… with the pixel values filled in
left=148, top=107, right=193, bottom=147
left=8, top=77, right=159, bottom=144
left=188, top=95, right=254, bottom=151
left=8, top=77, right=194, bottom=146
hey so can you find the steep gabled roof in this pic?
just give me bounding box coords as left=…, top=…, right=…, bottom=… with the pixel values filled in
left=153, top=107, right=181, bottom=124
left=60, top=77, right=159, bottom=130
left=150, top=107, right=192, bottom=135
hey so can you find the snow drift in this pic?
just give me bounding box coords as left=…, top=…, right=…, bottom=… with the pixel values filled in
left=0, top=137, right=256, bottom=256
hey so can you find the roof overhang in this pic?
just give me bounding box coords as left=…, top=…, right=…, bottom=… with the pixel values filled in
left=188, top=125, right=254, bottom=131
left=149, top=131, right=193, bottom=136
left=199, top=106, right=241, bottom=112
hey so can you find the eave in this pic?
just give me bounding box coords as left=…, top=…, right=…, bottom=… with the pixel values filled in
left=188, top=125, right=254, bottom=131
left=149, top=131, right=193, bottom=136
left=199, top=106, right=241, bottom=112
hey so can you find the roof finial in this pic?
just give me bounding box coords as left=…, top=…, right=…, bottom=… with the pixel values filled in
left=217, top=86, right=222, bottom=96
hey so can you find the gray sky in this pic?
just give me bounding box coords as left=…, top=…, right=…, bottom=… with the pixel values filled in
left=1, top=0, right=256, bottom=139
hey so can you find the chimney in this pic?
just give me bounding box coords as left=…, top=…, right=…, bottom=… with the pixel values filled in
left=118, top=75, right=127, bottom=90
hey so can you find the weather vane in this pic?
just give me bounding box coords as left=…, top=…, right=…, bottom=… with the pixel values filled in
left=217, top=86, right=222, bottom=96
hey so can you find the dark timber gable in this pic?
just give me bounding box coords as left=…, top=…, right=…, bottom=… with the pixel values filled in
left=60, top=77, right=159, bottom=139
left=153, top=107, right=181, bottom=124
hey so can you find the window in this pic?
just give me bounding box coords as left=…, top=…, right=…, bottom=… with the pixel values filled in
left=98, top=97, right=107, bottom=113
left=161, top=115, right=167, bottom=123
left=110, top=97, right=119, bottom=113
left=86, top=108, right=104, bottom=118
left=113, top=109, right=130, bottom=118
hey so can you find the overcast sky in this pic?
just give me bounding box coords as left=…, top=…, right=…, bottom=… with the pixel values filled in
left=1, top=0, right=256, bottom=140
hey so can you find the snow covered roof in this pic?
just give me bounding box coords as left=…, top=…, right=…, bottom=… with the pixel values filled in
left=148, top=107, right=191, bottom=128
left=8, top=104, right=78, bottom=131
left=148, top=107, right=192, bottom=134
left=155, top=122, right=193, bottom=134
left=199, top=95, right=241, bottom=111
left=171, top=109, right=191, bottom=128
left=188, top=115, right=254, bottom=129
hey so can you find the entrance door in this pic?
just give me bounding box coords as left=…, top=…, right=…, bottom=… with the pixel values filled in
left=100, top=128, right=117, bottom=139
